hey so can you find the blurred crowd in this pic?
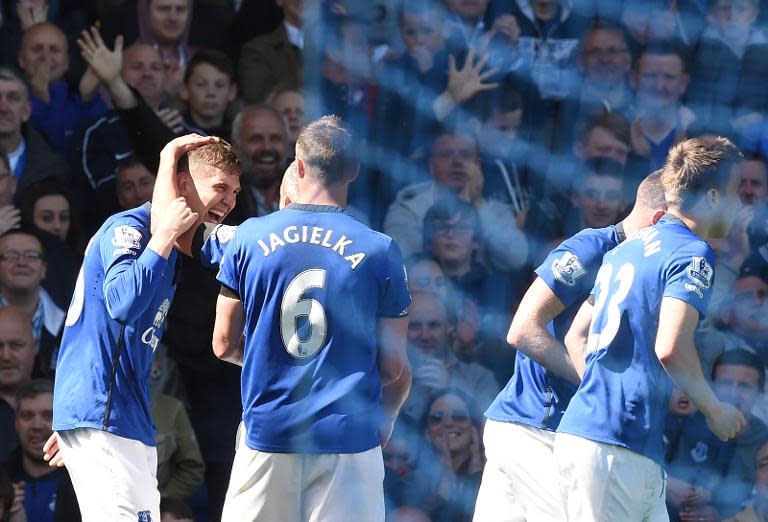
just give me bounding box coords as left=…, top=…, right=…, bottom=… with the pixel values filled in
left=1, top=0, right=768, bottom=521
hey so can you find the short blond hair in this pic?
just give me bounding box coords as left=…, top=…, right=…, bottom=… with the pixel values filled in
left=661, top=136, right=741, bottom=209
left=182, top=140, right=241, bottom=177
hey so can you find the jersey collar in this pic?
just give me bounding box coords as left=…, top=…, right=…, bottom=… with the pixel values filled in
left=286, top=203, right=347, bottom=214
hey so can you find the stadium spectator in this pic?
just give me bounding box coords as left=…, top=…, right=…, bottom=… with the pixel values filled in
left=0, top=308, right=36, bottom=463
left=228, top=104, right=290, bottom=221
left=0, top=466, right=25, bottom=521
left=0, top=67, right=69, bottom=197
left=384, top=130, right=528, bottom=272
left=679, top=350, right=768, bottom=520
left=239, top=0, right=302, bottom=103
left=179, top=49, right=237, bottom=138
left=0, top=230, right=62, bottom=369
left=629, top=41, right=695, bottom=171
left=267, top=85, right=305, bottom=149
left=526, top=157, right=626, bottom=265
left=17, top=22, right=106, bottom=155
left=411, top=389, right=483, bottom=521
left=577, top=21, right=633, bottom=114
left=3, top=379, right=80, bottom=521
left=151, top=357, right=205, bottom=500
left=422, top=196, right=515, bottom=341
left=115, top=156, right=156, bottom=210
left=400, top=292, right=498, bottom=425
left=724, top=439, right=768, bottom=522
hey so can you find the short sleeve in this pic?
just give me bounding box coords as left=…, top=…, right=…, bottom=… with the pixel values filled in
left=535, top=229, right=615, bottom=308
left=663, top=241, right=716, bottom=316
left=199, top=224, right=238, bottom=268
left=379, top=240, right=411, bottom=318
left=216, top=224, right=244, bottom=296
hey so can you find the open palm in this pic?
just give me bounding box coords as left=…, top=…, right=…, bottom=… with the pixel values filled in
left=77, top=26, right=124, bottom=86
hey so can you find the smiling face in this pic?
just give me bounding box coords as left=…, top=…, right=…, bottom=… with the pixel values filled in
left=236, top=109, right=288, bottom=189
left=181, top=163, right=240, bottom=226
left=0, top=233, right=46, bottom=293
left=426, top=392, right=473, bottom=454
left=18, top=23, right=69, bottom=84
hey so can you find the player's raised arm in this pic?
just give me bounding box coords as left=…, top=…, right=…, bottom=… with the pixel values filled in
left=213, top=286, right=246, bottom=366
left=507, top=278, right=581, bottom=384
left=377, top=315, right=411, bottom=446
left=564, top=297, right=594, bottom=379
left=655, top=296, right=746, bottom=441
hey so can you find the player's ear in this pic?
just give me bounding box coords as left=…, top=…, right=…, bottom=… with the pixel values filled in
left=651, top=209, right=666, bottom=225
left=176, top=171, right=192, bottom=196
left=296, top=158, right=306, bottom=179
left=707, top=187, right=720, bottom=208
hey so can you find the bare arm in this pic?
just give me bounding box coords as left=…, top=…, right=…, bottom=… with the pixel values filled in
left=507, top=277, right=581, bottom=384
left=377, top=315, right=412, bottom=446
left=656, top=297, right=745, bottom=441
left=212, top=287, right=245, bottom=366
left=564, top=297, right=594, bottom=379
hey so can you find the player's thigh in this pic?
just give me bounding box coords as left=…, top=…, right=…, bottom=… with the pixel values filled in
left=58, top=428, right=160, bottom=522
left=303, top=447, right=385, bottom=522
left=473, top=421, right=531, bottom=522
left=554, top=433, right=666, bottom=522
left=221, top=430, right=302, bottom=522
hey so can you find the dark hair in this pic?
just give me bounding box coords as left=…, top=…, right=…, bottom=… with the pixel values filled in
left=575, top=109, right=631, bottom=148
left=15, top=378, right=53, bottom=406
left=183, top=48, right=235, bottom=84
left=160, top=498, right=194, bottom=518
left=0, top=227, right=48, bottom=260
left=420, top=388, right=482, bottom=434
left=116, top=154, right=147, bottom=174
left=18, top=178, right=78, bottom=244
left=713, top=349, right=766, bottom=390
left=637, top=39, right=689, bottom=73
left=422, top=195, right=481, bottom=251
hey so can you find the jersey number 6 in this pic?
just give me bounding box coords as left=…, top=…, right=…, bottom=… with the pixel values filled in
left=280, top=269, right=328, bottom=359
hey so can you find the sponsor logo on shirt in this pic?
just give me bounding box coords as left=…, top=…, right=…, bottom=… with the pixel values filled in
left=551, top=251, right=587, bottom=287
left=112, top=225, right=143, bottom=256
left=686, top=256, right=713, bottom=298
left=141, top=298, right=171, bottom=351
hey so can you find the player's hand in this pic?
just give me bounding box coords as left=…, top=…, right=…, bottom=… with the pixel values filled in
left=43, top=432, right=65, bottom=467
left=155, top=197, right=198, bottom=240
left=160, top=133, right=219, bottom=163
left=78, top=27, right=123, bottom=88
left=705, top=401, right=746, bottom=441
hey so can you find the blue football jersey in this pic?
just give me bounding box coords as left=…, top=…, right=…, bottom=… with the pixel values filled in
left=53, top=205, right=177, bottom=445
left=217, top=204, right=411, bottom=454
left=558, top=216, right=716, bottom=464
left=53, top=204, right=232, bottom=445
left=485, top=225, right=621, bottom=430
